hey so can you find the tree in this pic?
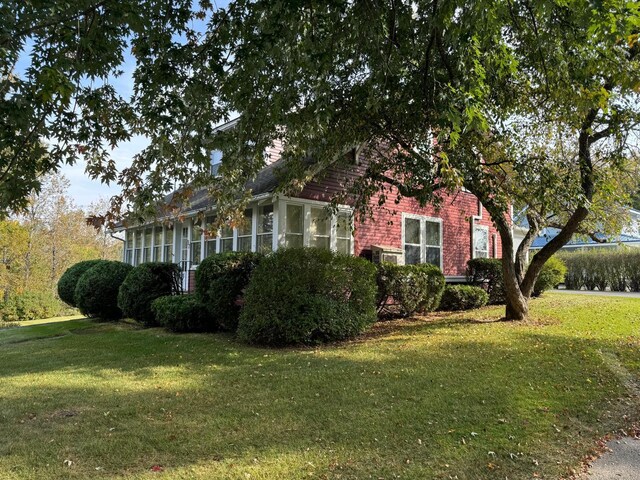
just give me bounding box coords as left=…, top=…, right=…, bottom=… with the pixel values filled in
left=5, top=1, right=640, bottom=319
left=0, top=0, right=198, bottom=216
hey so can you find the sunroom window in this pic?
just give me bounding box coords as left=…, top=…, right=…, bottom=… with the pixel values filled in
left=474, top=225, right=489, bottom=258
left=134, top=230, right=142, bottom=266
left=163, top=227, right=173, bottom=262
left=153, top=227, right=162, bottom=261
left=403, top=216, right=442, bottom=267
left=220, top=226, right=233, bottom=253
left=180, top=227, right=189, bottom=264
left=191, top=224, right=202, bottom=264
left=237, top=209, right=253, bottom=252
left=143, top=228, right=152, bottom=263
left=205, top=216, right=217, bottom=257
left=309, top=207, right=331, bottom=250
left=125, top=231, right=133, bottom=265
left=285, top=204, right=304, bottom=248
left=257, top=205, right=273, bottom=252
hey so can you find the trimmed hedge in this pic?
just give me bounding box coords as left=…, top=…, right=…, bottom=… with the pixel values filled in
left=467, top=258, right=505, bottom=304
left=376, top=263, right=445, bottom=317
left=468, top=256, right=566, bottom=301
left=439, top=285, right=489, bottom=311
left=533, top=256, right=567, bottom=297
left=195, top=252, right=263, bottom=331
left=117, top=262, right=182, bottom=326
left=151, top=295, right=212, bottom=333
left=0, top=291, right=62, bottom=322
left=560, top=249, right=640, bottom=292
left=237, top=248, right=377, bottom=346
left=57, top=260, right=106, bottom=307
left=74, top=260, right=133, bottom=320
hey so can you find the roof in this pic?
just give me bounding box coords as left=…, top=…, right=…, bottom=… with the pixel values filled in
left=161, top=156, right=289, bottom=214
left=531, top=227, right=640, bottom=249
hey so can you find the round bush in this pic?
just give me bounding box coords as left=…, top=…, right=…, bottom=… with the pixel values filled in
left=195, top=252, right=263, bottom=331
left=237, top=248, right=377, bottom=346
left=117, top=262, right=182, bottom=326
left=376, top=263, right=445, bottom=317
left=151, top=295, right=213, bottom=333
left=74, top=260, right=133, bottom=320
left=467, top=258, right=505, bottom=304
left=533, top=256, right=567, bottom=297
left=57, top=260, right=106, bottom=307
left=439, top=285, right=489, bottom=311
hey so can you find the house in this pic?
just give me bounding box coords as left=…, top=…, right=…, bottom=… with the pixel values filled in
left=530, top=209, right=640, bottom=253
left=117, top=128, right=504, bottom=291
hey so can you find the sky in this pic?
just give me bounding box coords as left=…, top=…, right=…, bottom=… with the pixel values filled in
left=18, top=3, right=230, bottom=209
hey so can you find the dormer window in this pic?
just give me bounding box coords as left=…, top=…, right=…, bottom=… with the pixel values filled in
left=210, top=150, right=223, bottom=176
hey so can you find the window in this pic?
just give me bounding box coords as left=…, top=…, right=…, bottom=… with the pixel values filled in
left=424, top=220, right=441, bottom=266
left=285, top=204, right=304, bottom=248
left=164, top=227, right=174, bottom=262
left=191, top=223, right=202, bottom=264
left=205, top=216, right=218, bottom=257
left=210, top=150, right=222, bottom=176
left=404, top=218, right=422, bottom=265
left=142, top=228, right=152, bottom=263
left=336, top=214, right=352, bottom=254
left=125, top=231, right=133, bottom=265
left=237, top=209, right=253, bottom=252
left=403, top=216, right=442, bottom=267
left=309, top=207, right=331, bottom=249
left=180, top=227, right=189, bottom=264
left=134, top=230, right=142, bottom=266
left=220, top=226, right=233, bottom=253
left=474, top=225, right=489, bottom=258
left=153, top=228, right=162, bottom=261
left=257, top=205, right=273, bottom=252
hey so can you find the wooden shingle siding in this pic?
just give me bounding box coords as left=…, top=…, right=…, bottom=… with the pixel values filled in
left=297, top=162, right=502, bottom=277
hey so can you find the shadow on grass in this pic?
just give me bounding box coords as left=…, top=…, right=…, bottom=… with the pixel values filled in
left=1, top=311, right=639, bottom=479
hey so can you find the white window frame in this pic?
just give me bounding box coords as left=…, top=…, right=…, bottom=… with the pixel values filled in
left=472, top=224, right=490, bottom=259
left=280, top=198, right=354, bottom=254
left=401, top=213, right=443, bottom=269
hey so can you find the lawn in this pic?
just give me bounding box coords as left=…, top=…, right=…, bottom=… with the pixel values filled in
left=1, top=293, right=639, bottom=479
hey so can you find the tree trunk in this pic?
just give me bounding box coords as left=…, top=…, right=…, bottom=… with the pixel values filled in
left=505, top=294, right=528, bottom=320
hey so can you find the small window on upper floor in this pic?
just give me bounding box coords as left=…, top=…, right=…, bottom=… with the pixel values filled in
left=210, top=150, right=223, bottom=176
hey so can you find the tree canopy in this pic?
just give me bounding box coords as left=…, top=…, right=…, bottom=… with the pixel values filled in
left=4, top=1, right=640, bottom=319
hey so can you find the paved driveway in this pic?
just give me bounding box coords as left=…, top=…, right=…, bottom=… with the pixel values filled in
left=585, top=437, right=640, bottom=479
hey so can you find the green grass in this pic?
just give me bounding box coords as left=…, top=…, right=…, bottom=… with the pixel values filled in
left=1, top=293, right=639, bottom=479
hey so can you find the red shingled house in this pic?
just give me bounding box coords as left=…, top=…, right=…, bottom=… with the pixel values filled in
left=119, top=126, right=502, bottom=291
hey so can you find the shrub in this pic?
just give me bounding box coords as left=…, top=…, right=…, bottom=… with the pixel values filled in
left=439, top=285, right=489, bottom=311
left=376, top=263, right=445, bottom=317
left=151, top=294, right=212, bottom=333
left=467, top=258, right=505, bottom=304
left=559, top=249, right=640, bottom=292
left=117, top=262, right=182, bottom=326
left=57, top=260, right=106, bottom=307
left=195, top=252, right=263, bottom=331
left=237, top=248, right=377, bottom=346
left=0, top=291, right=62, bottom=322
left=74, top=260, right=133, bottom=320
left=533, top=256, right=567, bottom=296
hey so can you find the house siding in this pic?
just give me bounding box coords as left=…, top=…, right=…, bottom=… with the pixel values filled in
left=295, top=164, right=502, bottom=277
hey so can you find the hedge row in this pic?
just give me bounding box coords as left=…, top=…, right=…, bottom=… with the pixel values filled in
left=0, top=291, right=64, bottom=322
left=467, top=256, right=566, bottom=302
left=559, top=249, right=640, bottom=292
left=376, top=263, right=445, bottom=317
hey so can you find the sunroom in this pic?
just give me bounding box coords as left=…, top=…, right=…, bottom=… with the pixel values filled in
left=122, top=196, right=354, bottom=290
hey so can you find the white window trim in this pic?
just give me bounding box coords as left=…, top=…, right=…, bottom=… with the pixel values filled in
left=280, top=198, right=354, bottom=254
left=401, top=213, right=444, bottom=270
left=472, top=223, right=490, bottom=259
